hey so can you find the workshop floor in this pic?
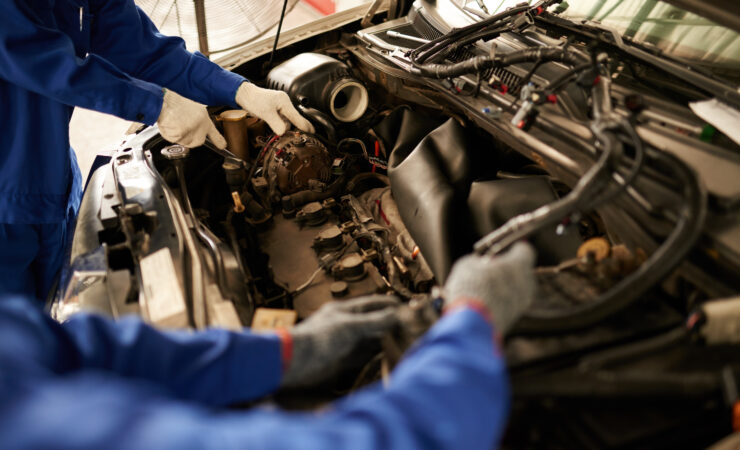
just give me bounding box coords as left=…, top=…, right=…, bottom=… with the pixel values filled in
left=70, top=0, right=326, bottom=180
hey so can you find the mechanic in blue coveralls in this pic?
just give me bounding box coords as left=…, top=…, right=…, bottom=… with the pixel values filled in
left=0, top=233, right=535, bottom=449
left=0, top=0, right=313, bottom=299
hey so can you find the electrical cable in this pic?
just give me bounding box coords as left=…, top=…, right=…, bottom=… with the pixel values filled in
left=513, top=149, right=707, bottom=334
left=410, top=3, right=531, bottom=64
left=586, top=119, right=645, bottom=207
left=292, top=267, right=324, bottom=294
left=412, top=46, right=585, bottom=79
left=411, top=0, right=563, bottom=66
left=474, top=127, right=617, bottom=255
left=246, top=134, right=278, bottom=183
left=545, top=61, right=594, bottom=93
left=267, top=0, right=290, bottom=70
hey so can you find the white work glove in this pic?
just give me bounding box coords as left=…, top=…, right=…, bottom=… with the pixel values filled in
left=235, top=82, right=314, bottom=135
left=444, top=242, right=537, bottom=335
left=157, top=89, right=227, bottom=149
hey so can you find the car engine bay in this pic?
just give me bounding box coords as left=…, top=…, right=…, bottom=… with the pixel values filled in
left=55, top=0, right=740, bottom=447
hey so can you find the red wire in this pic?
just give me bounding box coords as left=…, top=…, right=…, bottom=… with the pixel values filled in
left=371, top=140, right=380, bottom=173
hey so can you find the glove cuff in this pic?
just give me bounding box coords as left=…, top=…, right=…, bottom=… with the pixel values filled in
left=235, top=82, right=256, bottom=105
left=444, top=297, right=495, bottom=325
left=274, top=328, right=293, bottom=371
left=444, top=298, right=503, bottom=346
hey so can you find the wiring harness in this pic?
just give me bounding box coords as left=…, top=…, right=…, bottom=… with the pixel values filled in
left=405, top=0, right=708, bottom=334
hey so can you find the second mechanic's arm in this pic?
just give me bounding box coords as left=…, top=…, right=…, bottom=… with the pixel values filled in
left=0, top=294, right=400, bottom=408
left=213, top=307, right=510, bottom=450
left=218, top=243, right=537, bottom=450
left=0, top=244, right=534, bottom=449
left=0, top=306, right=503, bottom=450
left=0, top=296, right=283, bottom=406
left=59, top=313, right=283, bottom=406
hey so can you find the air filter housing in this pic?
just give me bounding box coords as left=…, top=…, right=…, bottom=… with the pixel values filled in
left=266, top=53, right=369, bottom=123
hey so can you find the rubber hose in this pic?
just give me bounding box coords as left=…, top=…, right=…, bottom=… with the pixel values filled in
left=298, top=105, right=337, bottom=144
left=513, top=150, right=707, bottom=334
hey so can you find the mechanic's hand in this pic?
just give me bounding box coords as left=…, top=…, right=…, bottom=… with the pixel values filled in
left=157, top=89, right=227, bottom=149
left=235, top=82, right=314, bottom=135
left=281, top=295, right=400, bottom=388
left=444, top=242, right=537, bottom=336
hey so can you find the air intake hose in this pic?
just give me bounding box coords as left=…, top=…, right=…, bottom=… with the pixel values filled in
left=266, top=53, right=369, bottom=123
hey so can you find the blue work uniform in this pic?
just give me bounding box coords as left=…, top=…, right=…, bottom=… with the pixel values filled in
left=0, top=0, right=245, bottom=299
left=0, top=295, right=509, bottom=450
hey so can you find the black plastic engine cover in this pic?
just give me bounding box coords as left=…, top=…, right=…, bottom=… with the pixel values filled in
left=468, top=178, right=581, bottom=266
left=386, top=109, right=578, bottom=282
left=388, top=115, right=476, bottom=283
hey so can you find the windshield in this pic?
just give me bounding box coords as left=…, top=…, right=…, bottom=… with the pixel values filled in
left=461, top=0, right=740, bottom=72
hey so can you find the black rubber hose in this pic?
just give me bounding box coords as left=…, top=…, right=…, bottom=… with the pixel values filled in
left=513, top=150, right=707, bottom=334
left=281, top=175, right=346, bottom=210
left=513, top=370, right=720, bottom=399
left=474, top=130, right=618, bottom=255
left=413, top=46, right=585, bottom=79
left=577, top=327, right=689, bottom=370
left=587, top=120, right=645, bottom=207
left=411, top=3, right=531, bottom=63
left=545, top=61, right=594, bottom=92
left=298, top=105, right=337, bottom=144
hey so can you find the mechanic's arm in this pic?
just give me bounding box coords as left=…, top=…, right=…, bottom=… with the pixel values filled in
left=0, top=1, right=162, bottom=124
left=230, top=243, right=536, bottom=450
left=1, top=245, right=532, bottom=450
left=0, top=293, right=399, bottom=408
left=0, top=308, right=504, bottom=450
left=0, top=296, right=283, bottom=406
left=88, top=0, right=242, bottom=109
left=89, top=0, right=313, bottom=135
left=0, top=1, right=226, bottom=148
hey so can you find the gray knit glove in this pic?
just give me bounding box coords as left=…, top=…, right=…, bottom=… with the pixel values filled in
left=281, top=295, right=400, bottom=388
left=444, top=242, right=537, bottom=335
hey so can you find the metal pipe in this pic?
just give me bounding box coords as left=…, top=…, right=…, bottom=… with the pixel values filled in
left=193, top=0, right=210, bottom=57
left=386, top=30, right=430, bottom=44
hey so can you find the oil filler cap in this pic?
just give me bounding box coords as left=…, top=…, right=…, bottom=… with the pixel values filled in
left=161, top=144, right=190, bottom=160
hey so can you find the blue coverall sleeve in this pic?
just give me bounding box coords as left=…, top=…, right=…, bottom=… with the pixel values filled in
left=1, top=295, right=509, bottom=450
left=58, top=314, right=284, bottom=407
left=0, top=297, right=283, bottom=407
left=213, top=309, right=511, bottom=450
left=0, top=1, right=164, bottom=125
left=89, top=0, right=246, bottom=108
